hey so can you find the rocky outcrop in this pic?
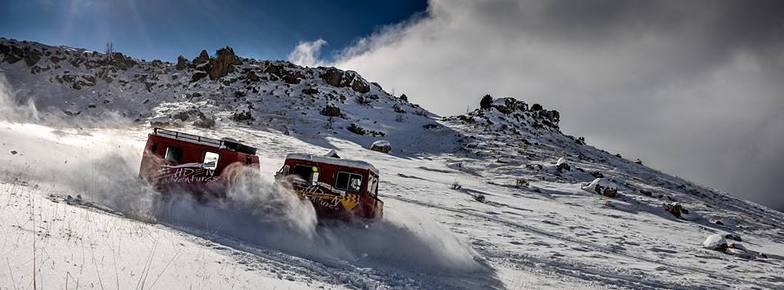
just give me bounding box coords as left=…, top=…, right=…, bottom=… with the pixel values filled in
left=102, top=52, right=137, bottom=70
left=319, top=68, right=371, bottom=93
left=480, top=95, right=493, bottom=110
left=345, top=71, right=370, bottom=93
left=193, top=50, right=210, bottom=65
left=208, top=47, right=240, bottom=80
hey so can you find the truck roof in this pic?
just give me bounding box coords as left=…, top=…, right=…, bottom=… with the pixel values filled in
left=151, top=128, right=257, bottom=154
left=285, top=153, right=379, bottom=175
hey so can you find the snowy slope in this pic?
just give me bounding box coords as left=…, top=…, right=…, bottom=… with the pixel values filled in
left=1, top=38, right=783, bottom=289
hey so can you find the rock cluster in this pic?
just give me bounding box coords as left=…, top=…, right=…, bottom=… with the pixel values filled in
left=320, top=104, right=343, bottom=118
left=189, top=47, right=241, bottom=80
left=265, top=62, right=304, bottom=84
left=0, top=42, right=42, bottom=66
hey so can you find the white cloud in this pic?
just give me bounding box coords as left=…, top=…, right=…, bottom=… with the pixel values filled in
left=287, top=39, right=327, bottom=67
left=315, top=0, right=784, bottom=207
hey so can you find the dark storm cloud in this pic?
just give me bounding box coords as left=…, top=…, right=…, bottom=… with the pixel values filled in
left=323, top=0, right=784, bottom=210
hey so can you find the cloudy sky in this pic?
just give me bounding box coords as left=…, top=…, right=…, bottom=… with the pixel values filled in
left=2, top=0, right=782, bottom=210
left=321, top=0, right=783, bottom=211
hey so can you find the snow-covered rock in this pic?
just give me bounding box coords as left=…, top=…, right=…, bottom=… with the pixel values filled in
left=703, top=234, right=728, bottom=251
left=583, top=178, right=619, bottom=197
left=556, top=157, right=570, bottom=171
left=370, top=140, right=392, bottom=153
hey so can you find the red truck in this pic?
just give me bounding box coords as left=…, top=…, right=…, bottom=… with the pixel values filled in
left=138, top=128, right=260, bottom=199
left=275, top=152, right=383, bottom=220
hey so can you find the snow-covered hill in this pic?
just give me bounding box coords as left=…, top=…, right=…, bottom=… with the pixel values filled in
left=1, top=38, right=783, bottom=289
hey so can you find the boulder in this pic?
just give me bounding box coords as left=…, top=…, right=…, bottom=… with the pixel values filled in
left=191, top=71, right=208, bottom=82
left=480, top=94, right=493, bottom=110
left=393, top=103, right=406, bottom=113
left=282, top=74, right=300, bottom=84
left=664, top=202, right=688, bottom=219
left=342, top=71, right=370, bottom=93
left=347, top=123, right=366, bottom=135
left=149, top=116, right=182, bottom=127
left=175, top=55, right=189, bottom=70
left=349, top=76, right=370, bottom=93
left=321, top=68, right=344, bottom=87
left=370, top=140, right=392, bottom=153
left=231, top=110, right=254, bottom=122
left=556, top=157, right=570, bottom=172
left=209, top=47, right=240, bottom=80
left=302, top=87, right=319, bottom=95
left=246, top=70, right=260, bottom=82
left=193, top=112, right=216, bottom=129
left=724, top=233, right=742, bottom=242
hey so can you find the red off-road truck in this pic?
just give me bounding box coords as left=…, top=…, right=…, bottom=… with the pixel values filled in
left=139, top=128, right=260, bottom=199
left=275, top=152, right=384, bottom=219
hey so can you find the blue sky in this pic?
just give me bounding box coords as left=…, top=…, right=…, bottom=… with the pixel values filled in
left=0, top=0, right=426, bottom=61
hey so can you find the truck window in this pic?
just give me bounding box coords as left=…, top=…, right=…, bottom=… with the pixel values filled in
left=368, top=175, right=378, bottom=198
left=293, top=165, right=315, bottom=184
left=164, top=146, right=182, bottom=163
left=349, top=175, right=362, bottom=192
left=336, top=171, right=363, bottom=192
left=203, top=152, right=219, bottom=170
left=335, top=172, right=350, bottom=190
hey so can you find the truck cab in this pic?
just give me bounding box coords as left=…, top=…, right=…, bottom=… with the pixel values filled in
left=275, top=152, right=383, bottom=220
